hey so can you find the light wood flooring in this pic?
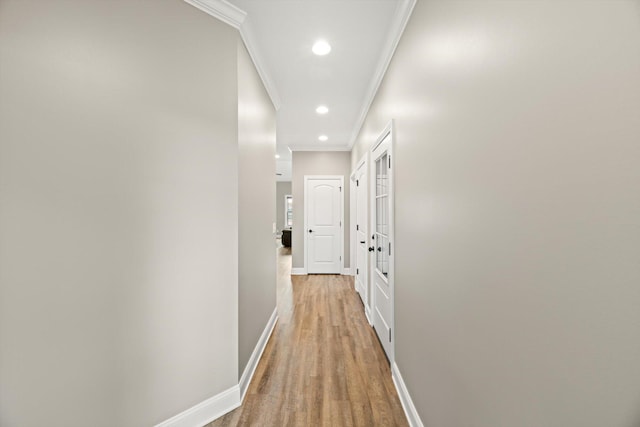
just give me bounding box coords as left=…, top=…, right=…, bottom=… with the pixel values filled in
left=207, top=245, right=408, bottom=427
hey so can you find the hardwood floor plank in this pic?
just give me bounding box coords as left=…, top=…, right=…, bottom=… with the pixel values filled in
left=207, top=246, right=408, bottom=427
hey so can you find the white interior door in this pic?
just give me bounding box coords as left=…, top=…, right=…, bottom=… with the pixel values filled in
left=305, top=177, right=343, bottom=274
left=370, top=126, right=394, bottom=361
left=354, top=161, right=370, bottom=314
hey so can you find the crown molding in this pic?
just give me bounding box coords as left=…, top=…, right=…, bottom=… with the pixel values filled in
left=348, top=0, right=416, bottom=149
left=183, top=0, right=246, bottom=28
left=183, top=0, right=282, bottom=110
left=240, top=17, right=282, bottom=109
left=288, top=145, right=352, bottom=152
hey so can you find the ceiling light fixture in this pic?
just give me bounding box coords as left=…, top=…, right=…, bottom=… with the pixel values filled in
left=318, top=135, right=328, bottom=142
left=275, top=154, right=280, bottom=159
left=312, top=40, right=331, bottom=56
left=316, top=105, right=329, bottom=114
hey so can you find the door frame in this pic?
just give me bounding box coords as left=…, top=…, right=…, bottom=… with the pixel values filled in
left=303, top=175, right=344, bottom=274
left=350, top=172, right=357, bottom=279
left=350, top=154, right=372, bottom=323
left=369, top=120, right=395, bottom=364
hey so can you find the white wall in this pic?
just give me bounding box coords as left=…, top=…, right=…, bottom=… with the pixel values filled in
left=0, top=1, right=240, bottom=426
left=292, top=151, right=351, bottom=270
left=237, top=40, right=277, bottom=378
left=352, top=1, right=640, bottom=426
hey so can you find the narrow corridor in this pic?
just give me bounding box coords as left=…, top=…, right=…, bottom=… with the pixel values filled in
left=208, top=246, right=408, bottom=426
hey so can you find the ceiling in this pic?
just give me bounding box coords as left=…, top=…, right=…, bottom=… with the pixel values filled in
left=223, top=0, right=413, bottom=181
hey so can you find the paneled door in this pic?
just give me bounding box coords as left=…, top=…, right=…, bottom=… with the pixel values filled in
left=370, top=124, right=394, bottom=362
left=354, top=160, right=370, bottom=314
left=305, top=176, right=343, bottom=274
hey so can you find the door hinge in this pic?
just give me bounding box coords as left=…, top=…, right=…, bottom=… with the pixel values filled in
left=356, top=268, right=359, bottom=275
left=339, top=186, right=342, bottom=192
left=388, top=155, right=391, bottom=169
left=339, top=255, right=342, bottom=261
left=356, top=224, right=359, bottom=231
left=389, top=329, right=392, bottom=342
left=340, top=220, right=342, bottom=227
left=389, top=242, right=391, bottom=256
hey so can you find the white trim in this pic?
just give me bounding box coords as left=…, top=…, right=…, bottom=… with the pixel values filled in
left=364, top=307, right=373, bottom=326
left=291, top=267, right=307, bottom=275
left=154, top=386, right=240, bottom=427
left=156, top=307, right=278, bottom=426
left=349, top=170, right=357, bottom=282
left=182, top=0, right=281, bottom=110
left=239, top=309, right=278, bottom=401
left=348, top=0, right=416, bottom=148
left=369, top=120, right=395, bottom=364
left=352, top=153, right=370, bottom=314
left=342, top=268, right=353, bottom=276
left=354, top=155, right=367, bottom=172
left=183, top=0, right=246, bottom=28
left=392, top=363, right=425, bottom=427
left=288, top=145, right=352, bottom=152
left=304, top=175, right=345, bottom=275
left=239, top=20, right=281, bottom=109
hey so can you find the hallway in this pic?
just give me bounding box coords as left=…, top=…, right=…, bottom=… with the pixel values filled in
left=208, top=246, right=408, bottom=426
left=2, top=2, right=639, bottom=426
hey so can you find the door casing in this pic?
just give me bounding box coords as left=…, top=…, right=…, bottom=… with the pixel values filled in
left=369, top=121, right=395, bottom=363
left=304, top=175, right=344, bottom=274
left=351, top=155, right=371, bottom=322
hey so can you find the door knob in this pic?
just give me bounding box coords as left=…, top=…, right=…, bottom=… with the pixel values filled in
left=377, top=247, right=382, bottom=252
left=360, top=241, right=366, bottom=244
left=368, top=246, right=375, bottom=252
left=308, top=229, right=313, bottom=233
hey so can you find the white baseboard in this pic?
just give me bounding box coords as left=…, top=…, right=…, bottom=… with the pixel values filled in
left=154, top=385, right=240, bottom=427
left=291, top=268, right=353, bottom=275
left=291, top=267, right=307, bottom=275
left=365, top=307, right=373, bottom=326
left=239, top=308, right=278, bottom=401
left=156, top=310, right=278, bottom=427
left=391, top=363, right=425, bottom=427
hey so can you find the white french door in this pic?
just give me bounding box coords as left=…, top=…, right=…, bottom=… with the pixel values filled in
left=305, top=176, right=343, bottom=274
left=370, top=124, right=394, bottom=362
left=353, top=160, right=369, bottom=313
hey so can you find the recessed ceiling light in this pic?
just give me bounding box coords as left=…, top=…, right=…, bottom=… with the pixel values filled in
left=275, top=154, right=280, bottom=159
left=318, top=135, right=328, bottom=142
left=316, top=105, right=329, bottom=114
left=312, top=40, right=331, bottom=56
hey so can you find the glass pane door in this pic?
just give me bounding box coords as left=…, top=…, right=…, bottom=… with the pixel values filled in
left=285, top=195, right=293, bottom=228
left=375, top=153, right=389, bottom=277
